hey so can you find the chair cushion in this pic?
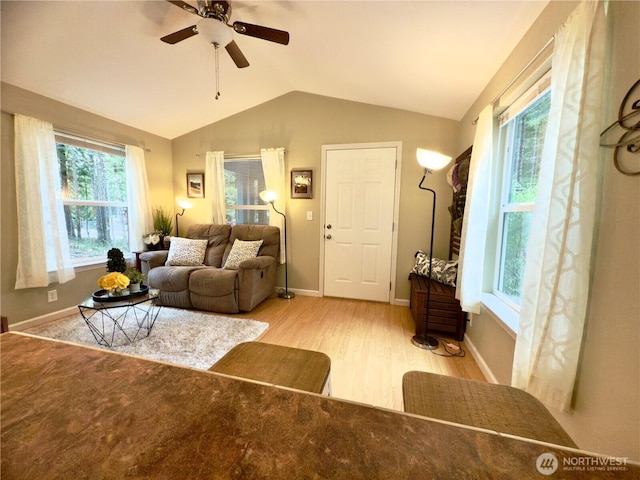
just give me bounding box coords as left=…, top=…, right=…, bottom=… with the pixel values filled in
left=412, top=250, right=458, bottom=287
left=402, top=371, right=577, bottom=448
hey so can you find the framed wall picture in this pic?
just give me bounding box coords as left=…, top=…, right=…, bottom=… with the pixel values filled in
left=186, top=173, right=205, bottom=198
left=291, top=169, right=313, bottom=199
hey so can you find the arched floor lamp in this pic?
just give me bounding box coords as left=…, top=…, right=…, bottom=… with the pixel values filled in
left=175, top=198, right=193, bottom=237
left=260, top=190, right=295, bottom=300
left=412, top=148, right=452, bottom=350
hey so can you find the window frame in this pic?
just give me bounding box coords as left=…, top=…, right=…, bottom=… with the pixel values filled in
left=491, top=75, right=552, bottom=312
left=55, top=131, right=130, bottom=266
left=223, top=157, right=270, bottom=226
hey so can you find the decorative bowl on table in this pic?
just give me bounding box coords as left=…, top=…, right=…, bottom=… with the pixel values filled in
left=92, top=285, right=149, bottom=303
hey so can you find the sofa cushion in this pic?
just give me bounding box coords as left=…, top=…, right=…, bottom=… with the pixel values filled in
left=223, top=224, right=280, bottom=264
left=189, top=268, right=238, bottom=297
left=165, top=237, right=208, bottom=266
left=186, top=224, right=232, bottom=267
left=147, top=265, right=204, bottom=291
left=223, top=239, right=264, bottom=270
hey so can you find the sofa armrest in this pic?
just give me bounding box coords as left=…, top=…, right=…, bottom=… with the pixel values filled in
left=139, top=250, right=169, bottom=277
left=237, top=256, right=278, bottom=311
left=238, top=256, right=276, bottom=270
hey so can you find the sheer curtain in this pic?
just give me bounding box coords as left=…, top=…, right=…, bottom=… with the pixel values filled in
left=260, top=147, right=286, bottom=263
left=455, top=105, right=496, bottom=314
left=14, top=114, right=76, bottom=289
left=512, top=0, right=607, bottom=411
left=125, top=145, right=152, bottom=252
left=205, top=151, right=226, bottom=224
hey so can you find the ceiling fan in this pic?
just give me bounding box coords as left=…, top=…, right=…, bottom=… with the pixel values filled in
left=161, top=0, right=290, bottom=69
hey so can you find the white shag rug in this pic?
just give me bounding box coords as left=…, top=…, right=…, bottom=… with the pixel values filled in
left=24, top=307, right=269, bottom=370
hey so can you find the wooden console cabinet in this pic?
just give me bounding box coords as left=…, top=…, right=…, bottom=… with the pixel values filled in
left=410, top=273, right=465, bottom=341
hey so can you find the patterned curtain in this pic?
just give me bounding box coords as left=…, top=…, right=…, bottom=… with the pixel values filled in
left=512, top=0, right=608, bottom=411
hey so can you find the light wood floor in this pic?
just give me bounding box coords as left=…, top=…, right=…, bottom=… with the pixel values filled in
left=234, top=295, right=486, bottom=412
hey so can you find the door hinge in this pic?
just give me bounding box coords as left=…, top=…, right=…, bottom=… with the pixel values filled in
left=390, top=282, right=392, bottom=291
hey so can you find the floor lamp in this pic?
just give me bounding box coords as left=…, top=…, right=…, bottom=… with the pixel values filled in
left=260, top=190, right=295, bottom=300
left=411, top=148, right=452, bottom=350
left=175, top=198, right=193, bottom=237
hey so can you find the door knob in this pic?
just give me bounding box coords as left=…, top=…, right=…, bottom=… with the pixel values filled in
left=326, top=234, right=332, bottom=240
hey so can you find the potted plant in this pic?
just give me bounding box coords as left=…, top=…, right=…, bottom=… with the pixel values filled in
left=153, top=206, right=173, bottom=237
left=106, top=248, right=127, bottom=273
left=143, top=232, right=162, bottom=250
left=125, top=267, right=144, bottom=293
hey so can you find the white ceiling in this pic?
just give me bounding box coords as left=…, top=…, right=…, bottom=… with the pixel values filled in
left=1, top=0, right=548, bottom=139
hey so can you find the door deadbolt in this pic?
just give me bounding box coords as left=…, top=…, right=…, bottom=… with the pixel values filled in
left=326, top=224, right=332, bottom=229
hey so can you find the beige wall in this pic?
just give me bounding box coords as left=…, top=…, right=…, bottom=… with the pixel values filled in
left=0, top=83, right=173, bottom=323
left=171, top=91, right=460, bottom=299
left=456, top=0, right=640, bottom=461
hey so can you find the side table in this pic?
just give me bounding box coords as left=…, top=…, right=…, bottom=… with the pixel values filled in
left=78, top=288, right=162, bottom=347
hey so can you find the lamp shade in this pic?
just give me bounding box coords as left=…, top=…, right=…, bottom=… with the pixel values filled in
left=259, top=190, right=278, bottom=203
left=197, top=18, right=233, bottom=47
left=416, top=148, right=452, bottom=171
left=176, top=198, right=193, bottom=210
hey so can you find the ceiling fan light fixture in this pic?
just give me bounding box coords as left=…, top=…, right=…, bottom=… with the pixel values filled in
left=196, top=18, right=233, bottom=47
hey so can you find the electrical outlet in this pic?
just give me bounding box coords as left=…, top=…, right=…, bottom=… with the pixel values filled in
left=47, top=289, right=58, bottom=303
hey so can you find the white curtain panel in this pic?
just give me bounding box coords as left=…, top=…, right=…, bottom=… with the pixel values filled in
left=14, top=114, right=76, bottom=288
left=455, top=104, right=496, bottom=314
left=512, top=0, right=607, bottom=411
left=205, top=151, right=226, bottom=224
left=125, top=145, right=152, bottom=252
left=260, top=147, right=286, bottom=264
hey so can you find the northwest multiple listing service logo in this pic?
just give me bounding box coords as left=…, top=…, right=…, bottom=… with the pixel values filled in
left=536, top=452, right=630, bottom=475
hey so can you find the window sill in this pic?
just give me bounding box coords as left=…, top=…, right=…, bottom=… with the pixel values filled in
left=480, top=293, right=519, bottom=339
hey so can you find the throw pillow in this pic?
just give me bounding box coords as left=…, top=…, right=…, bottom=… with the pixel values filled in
left=223, top=239, right=264, bottom=270
left=165, top=237, right=208, bottom=266
left=411, top=250, right=458, bottom=287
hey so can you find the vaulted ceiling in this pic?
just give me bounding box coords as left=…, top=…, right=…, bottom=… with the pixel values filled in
left=1, top=0, right=548, bottom=139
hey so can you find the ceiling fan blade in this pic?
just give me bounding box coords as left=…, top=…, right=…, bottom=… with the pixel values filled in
left=160, top=25, right=198, bottom=44
left=232, top=21, right=289, bottom=45
left=167, top=0, right=199, bottom=15
left=225, top=40, right=250, bottom=68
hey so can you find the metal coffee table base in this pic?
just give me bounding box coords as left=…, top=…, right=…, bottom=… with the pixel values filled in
left=78, top=289, right=162, bottom=347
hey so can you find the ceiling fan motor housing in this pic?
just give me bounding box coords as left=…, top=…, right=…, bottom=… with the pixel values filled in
left=198, top=0, right=230, bottom=21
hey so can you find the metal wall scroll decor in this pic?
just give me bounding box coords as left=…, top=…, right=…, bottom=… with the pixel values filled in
left=600, top=78, right=640, bottom=176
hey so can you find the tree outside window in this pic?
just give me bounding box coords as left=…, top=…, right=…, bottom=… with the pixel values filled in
left=496, top=90, right=551, bottom=306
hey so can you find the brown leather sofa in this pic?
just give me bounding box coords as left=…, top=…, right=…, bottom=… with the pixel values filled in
left=140, top=224, right=280, bottom=313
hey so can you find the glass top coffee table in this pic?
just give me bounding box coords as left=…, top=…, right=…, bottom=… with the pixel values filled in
left=78, top=287, right=162, bottom=347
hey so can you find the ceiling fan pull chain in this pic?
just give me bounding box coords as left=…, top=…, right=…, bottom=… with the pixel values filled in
left=214, top=43, right=221, bottom=100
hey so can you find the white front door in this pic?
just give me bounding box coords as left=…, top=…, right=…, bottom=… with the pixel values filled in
left=323, top=146, right=398, bottom=302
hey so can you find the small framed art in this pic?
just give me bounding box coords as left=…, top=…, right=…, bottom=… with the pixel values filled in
left=187, top=173, right=205, bottom=198
left=291, top=169, right=313, bottom=199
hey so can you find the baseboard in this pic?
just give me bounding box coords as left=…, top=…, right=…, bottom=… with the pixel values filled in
left=275, top=287, right=409, bottom=305
left=274, top=287, right=321, bottom=297
left=10, top=306, right=78, bottom=332
left=464, top=334, right=499, bottom=384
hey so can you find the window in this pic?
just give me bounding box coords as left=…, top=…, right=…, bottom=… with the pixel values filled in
left=494, top=84, right=551, bottom=308
left=224, top=158, right=269, bottom=225
left=56, top=133, right=129, bottom=263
